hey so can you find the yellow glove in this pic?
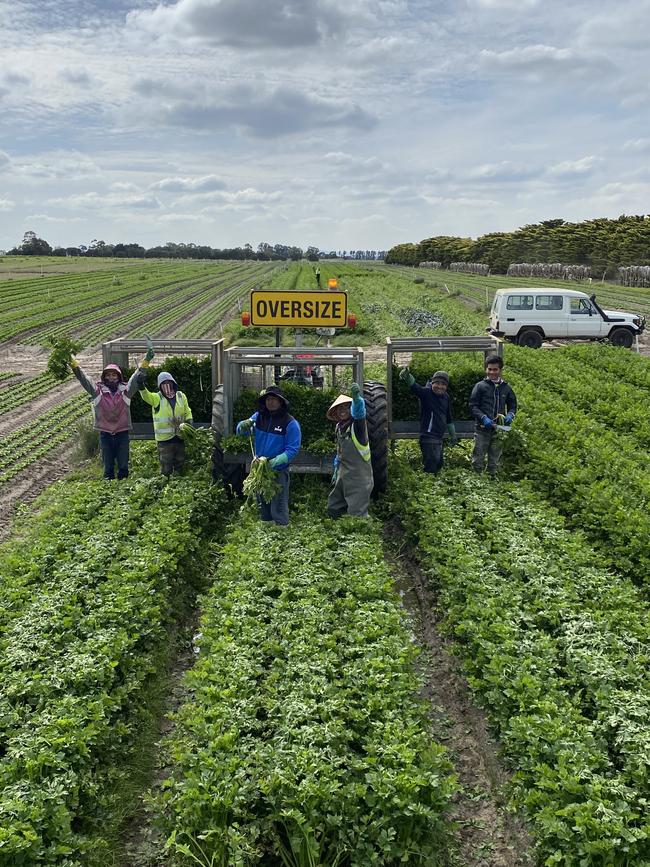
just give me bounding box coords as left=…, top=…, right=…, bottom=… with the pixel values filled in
left=140, top=359, right=150, bottom=369
left=69, top=355, right=79, bottom=370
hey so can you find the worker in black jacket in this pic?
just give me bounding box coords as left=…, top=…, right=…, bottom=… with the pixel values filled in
left=469, top=355, right=517, bottom=478
left=399, top=367, right=457, bottom=473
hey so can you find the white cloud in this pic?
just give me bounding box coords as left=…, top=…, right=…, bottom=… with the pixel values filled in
left=196, top=188, right=284, bottom=212
left=547, top=156, right=601, bottom=177
left=111, top=182, right=142, bottom=192
left=0, top=151, right=11, bottom=171
left=17, top=153, right=100, bottom=180
left=151, top=175, right=227, bottom=193
left=49, top=191, right=163, bottom=210
left=23, top=213, right=84, bottom=222
left=468, top=0, right=538, bottom=8
left=480, top=44, right=614, bottom=79
left=469, top=161, right=540, bottom=182
left=157, top=212, right=204, bottom=222
left=0, top=199, right=15, bottom=211
left=622, top=138, right=650, bottom=152
left=323, top=152, right=386, bottom=174
left=578, top=3, right=650, bottom=51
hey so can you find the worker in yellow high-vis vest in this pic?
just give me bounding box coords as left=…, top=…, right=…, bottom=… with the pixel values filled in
left=326, top=383, right=373, bottom=518
left=137, top=370, right=194, bottom=476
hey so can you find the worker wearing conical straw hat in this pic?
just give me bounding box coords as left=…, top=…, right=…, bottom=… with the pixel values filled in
left=326, top=383, right=373, bottom=518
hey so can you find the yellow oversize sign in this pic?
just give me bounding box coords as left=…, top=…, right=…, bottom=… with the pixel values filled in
left=250, top=290, right=348, bottom=327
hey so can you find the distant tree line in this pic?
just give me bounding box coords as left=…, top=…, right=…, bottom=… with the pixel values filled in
left=5, top=233, right=387, bottom=263
left=385, top=215, right=650, bottom=278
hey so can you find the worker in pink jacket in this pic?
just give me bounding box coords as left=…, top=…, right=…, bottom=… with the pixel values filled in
left=70, top=344, right=151, bottom=479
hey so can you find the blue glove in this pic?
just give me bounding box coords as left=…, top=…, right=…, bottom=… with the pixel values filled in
left=399, top=367, right=415, bottom=387
left=481, top=415, right=493, bottom=428
left=237, top=418, right=255, bottom=434
left=350, top=382, right=365, bottom=419
left=269, top=453, right=288, bottom=469
left=504, top=412, right=514, bottom=425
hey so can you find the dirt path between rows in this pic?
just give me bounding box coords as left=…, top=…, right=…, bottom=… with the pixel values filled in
left=384, top=527, right=534, bottom=867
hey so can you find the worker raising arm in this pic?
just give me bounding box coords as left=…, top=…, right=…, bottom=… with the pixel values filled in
left=326, top=382, right=373, bottom=518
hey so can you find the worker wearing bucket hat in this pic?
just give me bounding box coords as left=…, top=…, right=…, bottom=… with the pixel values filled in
left=236, top=385, right=301, bottom=525
left=326, top=383, right=373, bottom=518
left=399, top=367, right=457, bottom=474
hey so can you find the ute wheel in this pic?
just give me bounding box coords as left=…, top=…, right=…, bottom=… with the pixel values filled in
left=609, top=327, right=634, bottom=349
left=364, top=380, right=388, bottom=496
left=517, top=329, right=543, bottom=349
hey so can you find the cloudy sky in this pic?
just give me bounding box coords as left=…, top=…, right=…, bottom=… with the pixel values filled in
left=1, top=0, right=649, bottom=253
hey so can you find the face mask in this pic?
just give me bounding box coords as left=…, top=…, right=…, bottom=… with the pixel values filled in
left=161, top=382, right=176, bottom=399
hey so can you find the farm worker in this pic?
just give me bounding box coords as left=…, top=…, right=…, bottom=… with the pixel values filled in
left=136, top=369, right=194, bottom=477
left=315, top=267, right=321, bottom=287
left=469, top=354, right=517, bottom=478
left=236, top=385, right=301, bottom=526
left=69, top=354, right=146, bottom=481
left=399, top=367, right=457, bottom=474
left=326, top=382, right=373, bottom=519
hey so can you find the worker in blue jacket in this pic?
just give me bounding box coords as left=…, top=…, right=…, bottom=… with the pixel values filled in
left=399, top=367, right=458, bottom=473
left=237, top=385, right=301, bottom=525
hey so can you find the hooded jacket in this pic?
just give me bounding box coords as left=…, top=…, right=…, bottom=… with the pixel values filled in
left=139, top=372, right=193, bottom=442
left=73, top=364, right=141, bottom=433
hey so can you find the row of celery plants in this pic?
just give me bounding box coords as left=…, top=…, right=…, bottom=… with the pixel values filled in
left=33, top=267, right=233, bottom=344
left=0, top=261, right=245, bottom=344
left=0, top=395, right=89, bottom=489
left=159, top=503, right=455, bottom=866
left=0, top=370, right=61, bottom=415
left=177, top=263, right=279, bottom=339
left=505, top=343, right=650, bottom=448
left=383, top=334, right=650, bottom=584
left=503, top=354, right=650, bottom=582
left=0, top=467, right=225, bottom=865
left=389, top=452, right=650, bottom=865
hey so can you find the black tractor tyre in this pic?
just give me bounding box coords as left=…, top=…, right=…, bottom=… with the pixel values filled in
left=609, top=327, right=634, bottom=349
left=517, top=329, right=543, bottom=349
left=364, top=380, right=388, bottom=496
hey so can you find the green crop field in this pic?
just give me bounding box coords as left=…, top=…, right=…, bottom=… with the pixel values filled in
left=0, top=259, right=649, bottom=865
